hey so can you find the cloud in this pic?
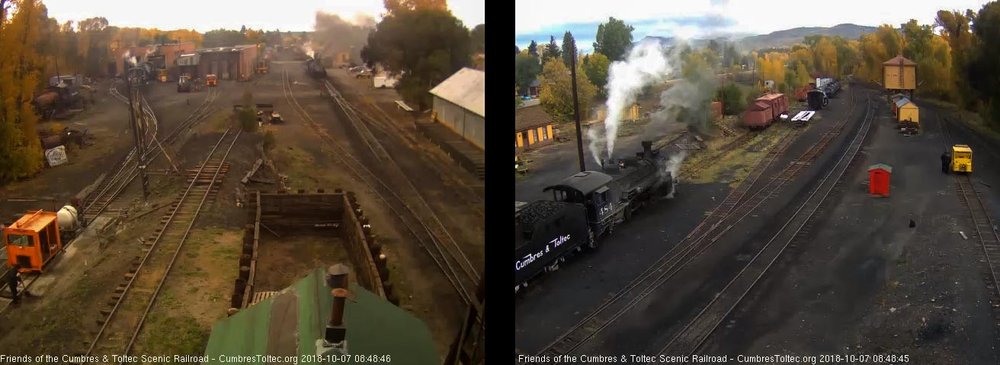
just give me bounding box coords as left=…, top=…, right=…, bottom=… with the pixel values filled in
left=514, top=14, right=739, bottom=51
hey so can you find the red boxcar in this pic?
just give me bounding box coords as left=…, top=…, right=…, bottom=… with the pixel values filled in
left=742, top=93, right=789, bottom=129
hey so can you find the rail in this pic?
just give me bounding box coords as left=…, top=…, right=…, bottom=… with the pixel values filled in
left=654, top=97, right=875, bottom=358
left=282, top=68, right=481, bottom=316
left=534, top=86, right=861, bottom=358
left=83, top=128, right=240, bottom=361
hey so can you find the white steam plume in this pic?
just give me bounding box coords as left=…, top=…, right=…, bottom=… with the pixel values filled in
left=662, top=151, right=687, bottom=199
left=591, top=41, right=677, bottom=165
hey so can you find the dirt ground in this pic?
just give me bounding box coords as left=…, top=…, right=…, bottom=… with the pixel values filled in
left=254, top=234, right=351, bottom=291
left=699, top=96, right=999, bottom=364
left=1, top=80, right=132, bottom=219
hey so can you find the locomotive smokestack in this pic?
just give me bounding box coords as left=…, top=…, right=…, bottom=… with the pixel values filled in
left=642, top=141, right=652, bottom=159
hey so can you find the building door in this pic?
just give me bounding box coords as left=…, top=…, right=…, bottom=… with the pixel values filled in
left=528, top=129, right=537, bottom=144
left=516, top=132, right=524, bottom=148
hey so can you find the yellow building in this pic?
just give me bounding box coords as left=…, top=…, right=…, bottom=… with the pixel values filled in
left=895, top=98, right=919, bottom=124
left=515, top=104, right=555, bottom=151
left=624, top=102, right=640, bottom=122
left=883, top=55, right=917, bottom=92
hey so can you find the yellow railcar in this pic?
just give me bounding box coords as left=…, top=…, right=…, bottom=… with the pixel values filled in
left=952, top=145, right=972, bottom=173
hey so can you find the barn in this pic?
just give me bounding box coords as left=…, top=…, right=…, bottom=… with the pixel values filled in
left=429, top=67, right=485, bottom=150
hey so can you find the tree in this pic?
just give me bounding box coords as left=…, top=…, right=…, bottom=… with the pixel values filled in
left=470, top=24, right=485, bottom=53
left=545, top=35, right=561, bottom=61
left=383, top=0, right=447, bottom=14
left=539, top=58, right=597, bottom=124
left=515, top=52, right=541, bottom=95
left=716, top=83, right=745, bottom=115
left=937, top=9, right=976, bottom=106
left=813, top=37, right=838, bottom=77
left=793, top=61, right=811, bottom=89
left=514, top=44, right=520, bottom=56
left=528, top=40, right=538, bottom=57
left=362, top=8, right=471, bottom=110
left=593, top=17, right=634, bottom=61
left=562, top=31, right=576, bottom=67
left=582, top=52, right=610, bottom=96
left=967, top=1, right=1000, bottom=125
left=0, top=0, right=45, bottom=183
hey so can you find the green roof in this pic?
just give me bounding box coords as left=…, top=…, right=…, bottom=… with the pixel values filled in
left=203, top=268, right=439, bottom=365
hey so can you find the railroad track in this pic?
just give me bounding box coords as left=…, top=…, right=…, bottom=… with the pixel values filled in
left=281, top=68, right=481, bottom=313
left=938, top=113, right=1000, bottom=342
left=82, top=127, right=240, bottom=362
left=653, top=97, right=875, bottom=359
left=81, top=87, right=220, bottom=221
left=533, top=87, right=860, bottom=359
left=348, top=91, right=485, bottom=213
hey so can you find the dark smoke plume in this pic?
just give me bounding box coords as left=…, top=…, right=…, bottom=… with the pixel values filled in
left=311, top=12, right=376, bottom=64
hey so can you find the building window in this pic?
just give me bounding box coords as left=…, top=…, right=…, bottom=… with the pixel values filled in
left=538, top=127, right=547, bottom=141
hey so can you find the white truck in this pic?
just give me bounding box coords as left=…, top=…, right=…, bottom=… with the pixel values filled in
left=373, top=74, right=399, bottom=89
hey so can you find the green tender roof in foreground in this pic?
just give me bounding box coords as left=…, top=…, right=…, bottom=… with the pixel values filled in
left=203, top=267, right=439, bottom=364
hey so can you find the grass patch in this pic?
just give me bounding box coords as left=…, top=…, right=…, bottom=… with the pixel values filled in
left=141, top=314, right=209, bottom=361
left=680, top=123, right=792, bottom=186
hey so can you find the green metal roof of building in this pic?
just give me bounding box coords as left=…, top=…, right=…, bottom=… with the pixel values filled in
left=203, top=267, right=439, bottom=365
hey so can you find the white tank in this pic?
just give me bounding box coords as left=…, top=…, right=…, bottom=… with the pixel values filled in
left=56, top=205, right=79, bottom=231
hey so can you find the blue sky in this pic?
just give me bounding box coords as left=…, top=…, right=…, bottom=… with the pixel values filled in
left=41, top=0, right=484, bottom=32
left=515, top=0, right=993, bottom=53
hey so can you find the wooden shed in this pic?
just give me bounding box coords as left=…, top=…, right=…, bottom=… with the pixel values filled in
left=868, top=163, right=892, bottom=197
left=895, top=98, right=919, bottom=124
left=883, top=55, right=917, bottom=92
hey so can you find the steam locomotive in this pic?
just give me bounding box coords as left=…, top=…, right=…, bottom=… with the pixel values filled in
left=305, top=56, right=328, bottom=78
left=515, top=141, right=678, bottom=293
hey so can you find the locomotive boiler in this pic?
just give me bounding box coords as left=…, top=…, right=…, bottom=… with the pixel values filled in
left=514, top=141, right=678, bottom=292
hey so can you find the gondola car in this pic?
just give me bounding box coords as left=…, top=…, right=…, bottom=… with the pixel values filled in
left=514, top=141, right=677, bottom=292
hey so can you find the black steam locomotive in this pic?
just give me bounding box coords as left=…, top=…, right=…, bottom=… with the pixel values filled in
left=305, top=56, right=327, bottom=78
left=515, top=141, right=677, bottom=292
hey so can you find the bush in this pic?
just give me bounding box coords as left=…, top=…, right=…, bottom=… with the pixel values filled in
left=263, top=130, right=276, bottom=152
left=238, top=107, right=258, bottom=133
left=716, top=84, right=746, bottom=115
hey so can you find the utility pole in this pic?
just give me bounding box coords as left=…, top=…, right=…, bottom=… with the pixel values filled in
left=127, top=68, right=150, bottom=202
left=570, top=46, right=586, bottom=172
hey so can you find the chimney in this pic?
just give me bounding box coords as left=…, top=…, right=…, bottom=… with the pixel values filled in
left=322, top=264, right=351, bottom=352
left=642, top=141, right=652, bottom=159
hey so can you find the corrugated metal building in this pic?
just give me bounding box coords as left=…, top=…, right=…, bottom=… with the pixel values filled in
left=203, top=267, right=439, bottom=365
left=196, top=45, right=258, bottom=81
left=429, top=68, right=485, bottom=150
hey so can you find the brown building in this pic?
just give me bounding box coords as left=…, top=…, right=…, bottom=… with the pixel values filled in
left=196, top=45, right=259, bottom=81
left=515, top=104, right=555, bottom=152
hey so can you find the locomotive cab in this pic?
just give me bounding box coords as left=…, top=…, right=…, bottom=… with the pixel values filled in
left=545, top=171, right=617, bottom=235
left=3, top=210, right=63, bottom=273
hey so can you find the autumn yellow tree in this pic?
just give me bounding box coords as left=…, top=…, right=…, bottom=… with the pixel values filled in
left=813, top=37, right=839, bottom=77
left=0, top=0, right=46, bottom=183
left=539, top=58, right=597, bottom=124
left=756, top=52, right=787, bottom=91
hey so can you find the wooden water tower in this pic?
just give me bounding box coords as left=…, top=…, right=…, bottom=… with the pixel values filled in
left=883, top=55, right=916, bottom=98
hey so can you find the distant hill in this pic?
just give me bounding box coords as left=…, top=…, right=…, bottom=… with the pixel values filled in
left=737, top=23, right=878, bottom=51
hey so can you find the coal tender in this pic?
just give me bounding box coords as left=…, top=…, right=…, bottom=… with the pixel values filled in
left=515, top=141, right=677, bottom=292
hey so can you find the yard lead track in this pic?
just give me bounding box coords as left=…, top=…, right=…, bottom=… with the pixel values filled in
left=534, top=86, right=859, bottom=359
left=82, top=127, right=240, bottom=363
left=82, top=86, right=220, bottom=221
left=938, top=113, right=1000, bottom=336
left=654, top=97, right=875, bottom=358
left=321, top=79, right=480, bottom=280
left=347, top=90, right=485, bottom=215
left=281, top=68, right=481, bottom=314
